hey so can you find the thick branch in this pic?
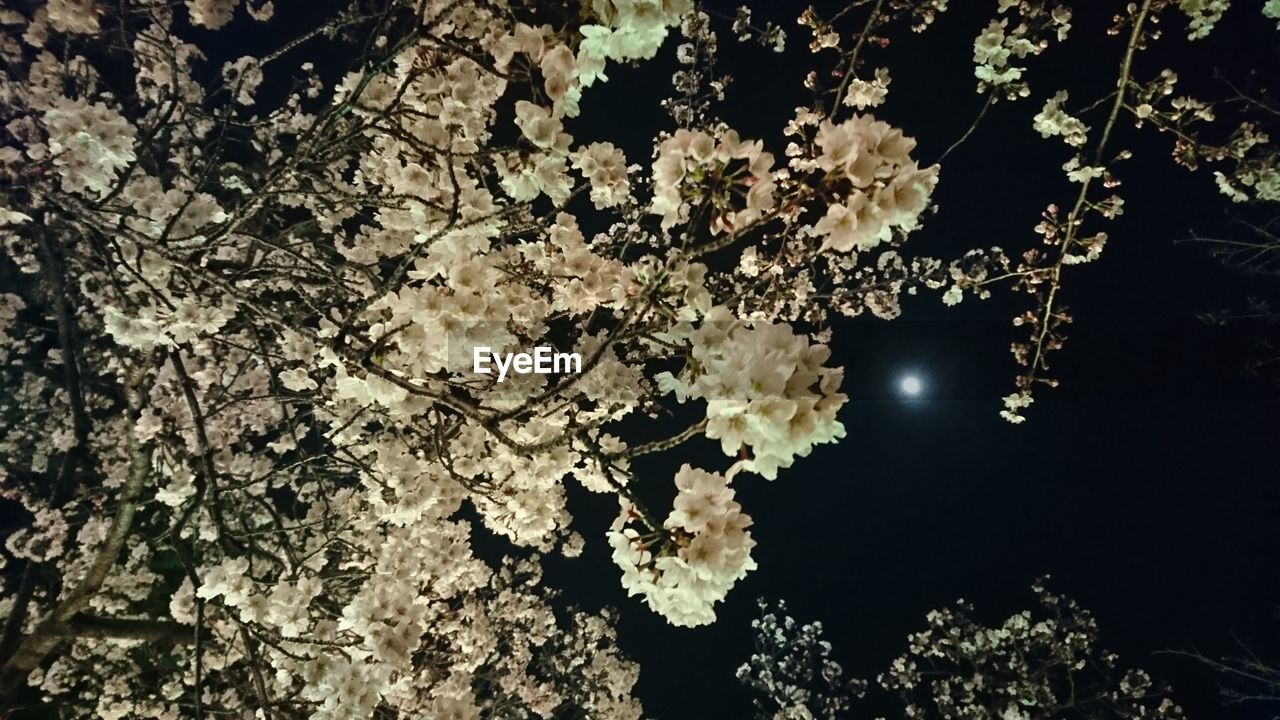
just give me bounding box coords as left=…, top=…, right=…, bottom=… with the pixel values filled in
left=0, top=232, right=98, bottom=670
left=61, top=614, right=194, bottom=644
left=0, top=377, right=153, bottom=695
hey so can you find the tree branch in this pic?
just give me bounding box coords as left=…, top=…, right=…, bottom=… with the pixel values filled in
left=0, top=374, right=153, bottom=695
left=61, top=614, right=194, bottom=644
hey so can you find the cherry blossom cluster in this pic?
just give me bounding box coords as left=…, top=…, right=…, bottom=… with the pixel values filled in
left=659, top=316, right=847, bottom=480
left=844, top=68, right=892, bottom=111
left=880, top=582, right=1185, bottom=720
left=38, top=97, right=136, bottom=198
left=809, top=116, right=939, bottom=254
left=738, top=585, right=1185, bottom=720
left=1125, top=68, right=1280, bottom=205
left=737, top=599, right=865, bottom=720
left=731, top=6, right=786, bottom=53
left=651, top=128, right=777, bottom=233
left=1177, top=0, right=1231, bottom=39
left=971, top=1, right=1072, bottom=100
left=580, top=0, right=693, bottom=63
left=608, top=464, right=755, bottom=627
left=667, top=10, right=731, bottom=127
left=1033, top=91, right=1089, bottom=148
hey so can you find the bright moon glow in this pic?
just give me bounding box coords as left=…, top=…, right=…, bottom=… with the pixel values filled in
left=900, top=375, right=923, bottom=396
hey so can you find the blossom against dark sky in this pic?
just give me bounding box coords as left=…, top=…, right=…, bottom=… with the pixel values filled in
left=546, top=3, right=1280, bottom=718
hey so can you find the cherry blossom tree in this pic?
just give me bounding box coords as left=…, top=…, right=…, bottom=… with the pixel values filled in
left=740, top=584, right=1185, bottom=720
left=0, top=0, right=1275, bottom=717
left=737, top=599, right=866, bottom=720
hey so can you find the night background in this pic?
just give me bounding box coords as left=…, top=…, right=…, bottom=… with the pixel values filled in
left=543, top=2, right=1280, bottom=718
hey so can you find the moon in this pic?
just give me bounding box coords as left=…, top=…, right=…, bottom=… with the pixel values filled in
left=899, top=375, right=923, bottom=396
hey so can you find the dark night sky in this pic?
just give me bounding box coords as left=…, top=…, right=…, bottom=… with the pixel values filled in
left=547, top=2, right=1280, bottom=719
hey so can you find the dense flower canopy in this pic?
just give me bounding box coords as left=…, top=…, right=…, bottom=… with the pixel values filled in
left=0, top=0, right=1275, bottom=718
